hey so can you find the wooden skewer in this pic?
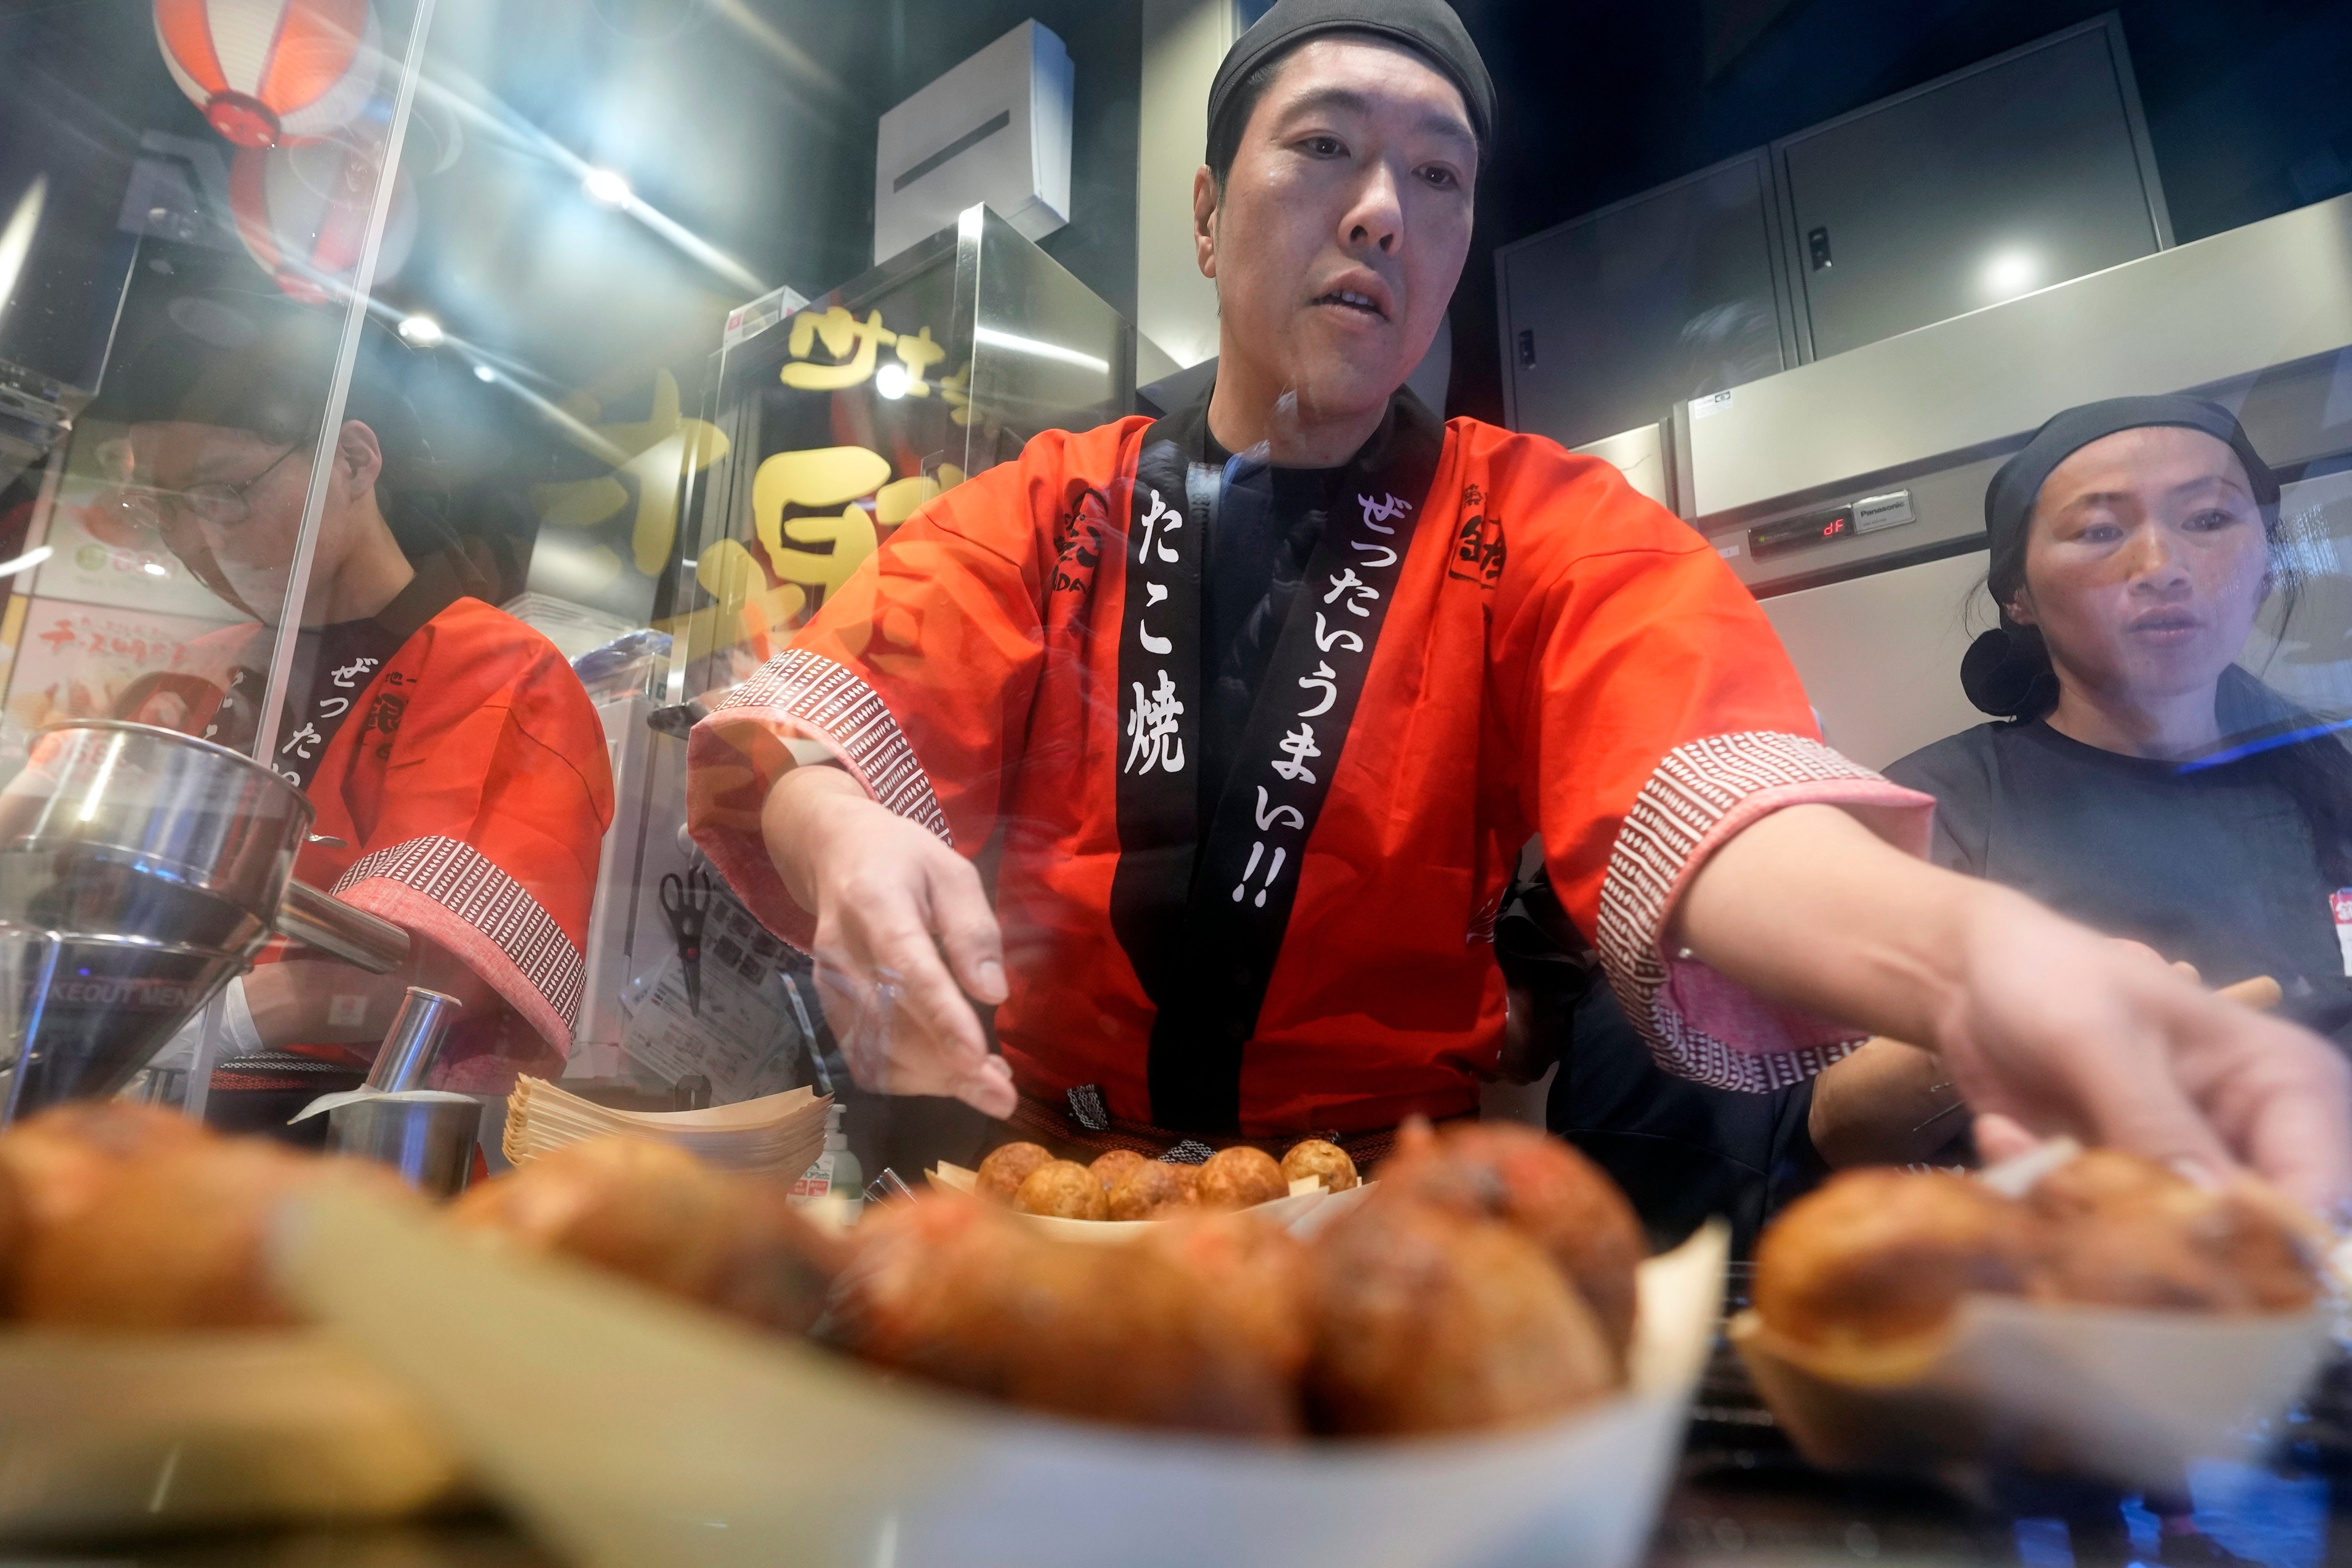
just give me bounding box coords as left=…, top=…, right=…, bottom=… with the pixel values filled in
left=2216, top=974, right=2283, bottom=1012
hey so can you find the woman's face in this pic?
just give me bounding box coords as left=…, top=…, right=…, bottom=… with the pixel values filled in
left=123, top=419, right=379, bottom=617
left=2011, top=426, right=2271, bottom=709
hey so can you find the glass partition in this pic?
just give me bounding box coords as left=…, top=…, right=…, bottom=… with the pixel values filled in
left=0, top=0, right=434, bottom=779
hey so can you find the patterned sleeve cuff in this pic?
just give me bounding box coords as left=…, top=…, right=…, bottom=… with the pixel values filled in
left=332, top=836, right=584, bottom=1056
left=685, top=649, right=951, bottom=952
left=1594, top=731, right=1936, bottom=1092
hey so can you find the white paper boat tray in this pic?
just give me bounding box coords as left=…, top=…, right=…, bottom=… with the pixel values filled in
left=275, top=1189, right=1731, bottom=1568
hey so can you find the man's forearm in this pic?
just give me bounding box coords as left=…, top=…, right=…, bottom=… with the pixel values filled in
left=1669, top=802, right=2000, bottom=1051
left=760, top=761, right=868, bottom=911
left=240, top=939, right=502, bottom=1047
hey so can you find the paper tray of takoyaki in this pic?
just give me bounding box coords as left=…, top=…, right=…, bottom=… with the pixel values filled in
left=1730, top=1144, right=2338, bottom=1494
left=0, top=1103, right=465, bottom=1542
left=928, top=1137, right=1374, bottom=1239
left=274, top=1118, right=1718, bottom=1568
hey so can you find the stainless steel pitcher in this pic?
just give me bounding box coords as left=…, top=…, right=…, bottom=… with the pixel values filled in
left=0, top=721, right=412, bottom=1121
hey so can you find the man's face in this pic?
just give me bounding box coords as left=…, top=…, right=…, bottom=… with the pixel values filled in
left=1197, top=36, right=1477, bottom=427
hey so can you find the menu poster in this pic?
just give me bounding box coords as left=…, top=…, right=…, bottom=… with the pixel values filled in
left=1, top=596, right=235, bottom=752
left=618, top=892, right=811, bottom=1104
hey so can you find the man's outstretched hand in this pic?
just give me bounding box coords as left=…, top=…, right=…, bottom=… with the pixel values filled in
left=1943, top=904, right=2352, bottom=1215
left=763, top=764, right=1015, bottom=1118
left=1678, top=803, right=2352, bottom=1220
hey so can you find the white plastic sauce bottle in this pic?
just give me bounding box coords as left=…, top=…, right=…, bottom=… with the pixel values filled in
left=789, top=1103, right=862, bottom=1221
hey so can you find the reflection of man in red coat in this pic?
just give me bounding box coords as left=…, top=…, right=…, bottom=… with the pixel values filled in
left=95, top=300, right=612, bottom=1128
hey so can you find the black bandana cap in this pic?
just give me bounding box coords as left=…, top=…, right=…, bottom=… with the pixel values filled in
left=1983, top=394, right=2281, bottom=564
left=1208, top=0, right=1496, bottom=156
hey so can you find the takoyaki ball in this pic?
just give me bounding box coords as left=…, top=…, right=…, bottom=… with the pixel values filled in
left=0, top=1099, right=211, bottom=1232
left=1196, top=1145, right=1287, bottom=1211
left=1141, top=1210, right=1315, bottom=1376
left=1754, top=1168, right=2038, bottom=1349
left=974, top=1141, right=1055, bottom=1204
left=1090, top=1148, right=1148, bottom=1191
left=2028, top=1155, right=2317, bottom=1313
left=1280, top=1138, right=1359, bottom=1193
left=832, top=1193, right=1300, bottom=1435
left=0, top=1158, right=25, bottom=1313
left=19, top=1139, right=411, bottom=1329
left=2024, top=1149, right=2180, bottom=1224
left=1108, top=1160, right=1196, bottom=1219
left=698, top=1181, right=855, bottom=1335
left=1377, top=1117, right=1645, bottom=1359
left=1307, top=1194, right=1618, bottom=1436
left=1014, top=1160, right=1111, bottom=1220
left=452, top=1136, right=751, bottom=1300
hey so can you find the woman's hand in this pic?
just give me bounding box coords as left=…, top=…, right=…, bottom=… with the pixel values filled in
left=1677, top=804, right=2352, bottom=1216
left=763, top=764, right=1015, bottom=1117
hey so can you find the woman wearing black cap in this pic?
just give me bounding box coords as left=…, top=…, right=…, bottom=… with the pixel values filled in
left=1811, top=396, right=2352, bottom=1166
left=685, top=0, right=2349, bottom=1214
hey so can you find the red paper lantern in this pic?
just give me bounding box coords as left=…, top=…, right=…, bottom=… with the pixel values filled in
left=228, top=133, right=415, bottom=305
left=154, top=0, right=380, bottom=149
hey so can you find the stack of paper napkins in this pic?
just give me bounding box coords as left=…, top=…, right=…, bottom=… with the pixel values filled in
left=502, top=1078, right=831, bottom=1183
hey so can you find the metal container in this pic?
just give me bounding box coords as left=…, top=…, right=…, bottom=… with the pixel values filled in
left=326, top=986, right=475, bottom=1195
left=0, top=721, right=413, bottom=1121
left=326, top=1094, right=483, bottom=1198
left=364, top=987, right=463, bottom=1094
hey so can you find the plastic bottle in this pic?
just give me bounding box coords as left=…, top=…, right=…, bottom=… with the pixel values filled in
left=789, top=1103, right=862, bottom=1222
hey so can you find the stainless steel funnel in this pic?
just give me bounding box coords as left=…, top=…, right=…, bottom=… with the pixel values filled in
left=0, top=721, right=414, bottom=1121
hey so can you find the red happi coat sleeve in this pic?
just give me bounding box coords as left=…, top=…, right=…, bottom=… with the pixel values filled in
left=1472, top=425, right=1934, bottom=1091
left=289, top=599, right=615, bottom=1090
left=686, top=420, right=1139, bottom=946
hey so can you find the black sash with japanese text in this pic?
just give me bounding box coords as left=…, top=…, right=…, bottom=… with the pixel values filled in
left=1108, top=388, right=1442, bottom=1133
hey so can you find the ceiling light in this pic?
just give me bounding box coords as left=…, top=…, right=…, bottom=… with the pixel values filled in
left=1981, top=249, right=2038, bottom=300
left=581, top=167, right=632, bottom=208
left=473, top=363, right=497, bottom=383
left=873, top=363, right=909, bottom=400
left=397, top=314, right=444, bottom=348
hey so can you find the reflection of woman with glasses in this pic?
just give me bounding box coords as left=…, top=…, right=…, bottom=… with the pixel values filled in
left=88, top=299, right=614, bottom=1136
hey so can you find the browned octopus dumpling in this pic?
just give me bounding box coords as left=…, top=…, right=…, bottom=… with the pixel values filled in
left=829, top=1194, right=1304, bottom=1435
left=1108, top=1160, right=1196, bottom=1219
left=974, top=1141, right=1055, bottom=1204
left=1306, top=1193, right=1619, bottom=1436
left=20, top=1137, right=414, bottom=1330
left=1280, top=1138, right=1359, bottom=1192
left=1014, top=1160, right=1111, bottom=1220
left=1376, top=1117, right=1646, bottom=1359
left=1754, top=1168, right=2040, bottom=1350
left=0, top=1099, right=212, bottom=1233
left=1196, top=1145, right=1287, bottom=1211
left=451, top=1135, right=847, bottom=1333
left=1090, top=1147, right=1148, bottom=1191
left=2026, top=1151, right=2319, bottom=1313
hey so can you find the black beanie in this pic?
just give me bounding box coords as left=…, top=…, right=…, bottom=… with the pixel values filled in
left=1208, top=0, right=1496, bottom=158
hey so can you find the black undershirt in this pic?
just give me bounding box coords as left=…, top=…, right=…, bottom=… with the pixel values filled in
left=1197, top=430, right=1342, bottom=837
left=1885, top=715, right=2352, bottom=1046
